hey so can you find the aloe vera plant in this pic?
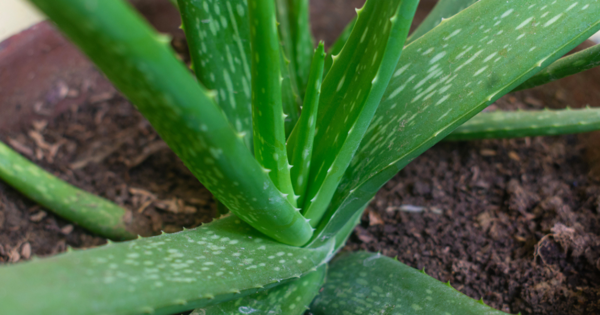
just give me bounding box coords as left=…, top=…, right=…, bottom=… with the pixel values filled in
left=2, top=0, right=600, bottom=314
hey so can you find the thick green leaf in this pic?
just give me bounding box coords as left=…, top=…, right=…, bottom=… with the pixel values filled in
left=287, top=0, right=315, bottom=95
left=515, top=43, right=600, bottom=91
left=0, top=215, right=334, bottom=315
left=408, top=0, right=478, bottom=43
left=0, top=142, right=137, bottom=240
left=311, top=252, right=508, bottom=315
left=287, top=42, right=326, bottom=207
left=29, top=0, right=312, bottom=246
left=310, top=0, right=600, bottom=247
left=249, top=0, right=298, bottom=207
left=447, top=107, right=600, bottom=140
left=178, top=0, right=253, bottom=150
left=301, top=0, right=419, bottom=226
left=324, top=18, right=355, bottom=75
left=193, top=264, right=326, bottom=315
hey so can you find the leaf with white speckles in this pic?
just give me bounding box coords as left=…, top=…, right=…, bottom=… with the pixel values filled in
left=301, top=0, right=420, bottom=227
left=311, top=252, right=509, bottom=315
left=178, top=0, right=254, bottom=150
left=408, top=0, right=478, bottom=42
left=194, top=264, right=326, bottom=315
left=287, top=42, right=326, bottom=207
left=29, top=0, right=313, bottom=246
left=0, top=142, right=137, bottom=240
left=446, top=107, right=600, bottom=141
left=0, top=216, right=334, bottom=314
left=515, top=43, right=600, bottom=91
left=310, top=0, right=600, bottom=248
left=323, top=18, right=355, bottom=74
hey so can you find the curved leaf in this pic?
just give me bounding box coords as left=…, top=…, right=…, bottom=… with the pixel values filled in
left=28, top=0, right=312, bottom=246
left=408, top=0, right=478, bottom=43
left=194, top=264, right=326, bottom=315
left=301, top=0, right=419, bottom=226
left=311, top=252, right=508, bottom=315
left=287, top=42, right=326, bottom=207
left=310, top=0, right=600, bottom=247
left=0, top=142, right=137, bottom=240
left=178, top=0, right=253, bottom=150
left=515, top=43, right=600, bottom=91
left=447, top=107, right=600, bottom=140
left=0, top=216, right=334, bottom=315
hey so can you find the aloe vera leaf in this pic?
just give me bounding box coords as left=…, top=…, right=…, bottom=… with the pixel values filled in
left=0, top=142, right=137, bottom=240
left=515, top=43, right=600, bottom=91
left=311, top=252, right=509, bottom=315
left=177, top=0, right=253, bottom=150
left=408, top=0, right=478, bottom=43
left=29, top=0, right=312, bottom=246
left=287, top=42, right=326, bottom=207
left=279, top=43, right=304, bottom=137
left=324, top=18, right=356, bottom=75
left=248, top=0, right=298, bottom=207
left=446, top=107, right=600, bottom=141
left=193, top=264, right=326, bottom=315
left=309, top=0, right=600, bottom=247
left=0, top=215, right=334, bottom=315
left=301, top=0, right=419, bottom=227
left=287, top=0, right=315, bottom=95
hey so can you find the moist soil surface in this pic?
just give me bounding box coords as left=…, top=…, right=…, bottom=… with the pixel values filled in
left=2, top=1, right=600, bottom=315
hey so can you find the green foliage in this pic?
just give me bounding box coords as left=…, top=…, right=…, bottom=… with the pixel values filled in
left=28, top=0, right=312, bottom=246
left=447, top=107, right=600, bottom=140
left=515, top=43, right=600, bottom=91
left=0, top=216, right=334, bottom=314
left=178, top=0, right=253, bottom=150
left=4, top=0, right=600, bottom=313
left=194, top=264, right=326, bottom=315
left=248, top=0, right=298, bottom=207
left=311, top=252, right=509, bottom=315
left=301, top=0, right=419, bottom=227
left=309, top=0, right=600, bottom=249
left=0, top=142, right=136, bottom=240
left=287, top=42, right=326, bottom=207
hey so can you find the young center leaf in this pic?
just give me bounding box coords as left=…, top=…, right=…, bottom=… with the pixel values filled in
left=0, top=216, right=334, bottom=315
left=515, top=42, right=600, bottom=91
left=446, top=107, right=600, bottom=141
left=310, top=252, right=508, bottom=315
left=309, top=0, right=600, bottom=247
left=249, top=0, right=298, bottom=207
left=0, top=142, right=140, bottom=240
left=285, top=0, right=315, bottom=96
left=178, top=0, right=254, bottom=150
left=29, top=0, right=312, bottom=246
left=287, top=42, right=326, bottom=207
left=301, top=0, right=420, bottom=226
left=192, top=264, right=326, bottom=315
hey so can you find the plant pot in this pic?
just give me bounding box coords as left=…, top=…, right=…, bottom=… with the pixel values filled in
left=1, top=1, right=599, bottom=314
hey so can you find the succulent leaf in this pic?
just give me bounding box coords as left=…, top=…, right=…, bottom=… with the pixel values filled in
left=29, top=0, right=312, bottom=246
left=515, top=43, right=600, bottom=91
left=178, top=0, right=253, bottom=150
left=279, top=42, right=304, bottom=137
left=408, top=0, right=478, bottom=43
left=310, top=252, right=509, bottom=315
left=309, top=0, right=600, bottom=247
left=0, top=141, right=136, bottom=240
left=287, top=42, right=326, bottom=207
left=447, top=107, right=600, bottom=140
left=249, top=0, right=298, bottom=207
left=301, top=0, right=419, bottom=227
left=193, top=264, right=326, bottom=315
left=287, top=0, right=315, bottom=96
left=0, top=215, right=334, bottom=315
left=324, top=18, right=356, bottom=75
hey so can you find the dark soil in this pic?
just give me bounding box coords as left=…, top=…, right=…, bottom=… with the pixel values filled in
left=2, top=1, right=600, bottom=315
